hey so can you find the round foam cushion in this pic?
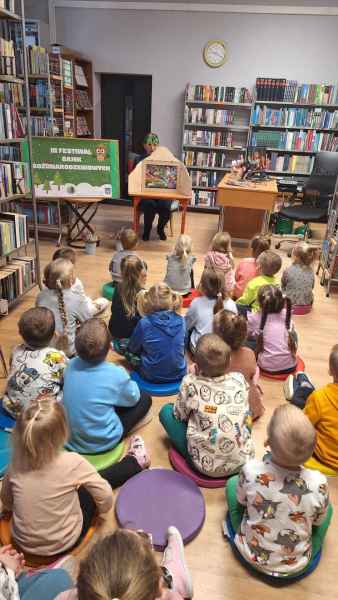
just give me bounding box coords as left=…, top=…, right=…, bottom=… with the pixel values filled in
left=81, top=441, right=125, bottom=471
left=115, top=468, right=205, bottom=550
left=0, top=403, right=15, bottom=430
left=304, top=455, right=338, bottom=477
left=182, top=289, right=201, bottom=309
left=292, top=304, right=312, bottom=316
left=260, top=356, right=305, bottom=381
left=0, top=430, right=11, bottom=477
left=102, top=282, right=116, bottom=302
left=169, top=447, right=227, bottom=488
left=130, top=371, right=181, bottom=396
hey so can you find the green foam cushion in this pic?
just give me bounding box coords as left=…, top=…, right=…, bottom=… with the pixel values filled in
left=82, top=441, right=125, bottom=471
left=102, top=282, right=116, bottom=301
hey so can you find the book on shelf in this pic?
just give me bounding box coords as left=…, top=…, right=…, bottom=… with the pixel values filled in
left=183, top=129, right=244, bottom=148
left=27, top=45, right=49, bottom=76
left=25, top=115, right=53, bottom=136
left=249, top=150, right=314, bottom=174
left=183, top=149, right=231, bottom=169
left=251, top=129, right=338, bottom=152
left=64, top=89, right=74, bottom=114
left=0, top=0, right=15, bottom=11
left=75, top=89, right=92, bottom=110
left=190, top=170, right=221, bottom=188
left=17, top=201, right=67, bottom=226
left=0, top=211, right=28, bottom=254
left=0, top=161, right=28, bottom=198
left=74, top=64, right=88, bottom=87
left=51, top=80, right=62, bottom=110
left=186, top=84, right=252, bottom=104
left=29, top=79, right=50, bottom=109
left=0, top=256, right=35, bottom=302
left=0, top=144, right=20, bottom=161
left=49, top=54, right=61, bottom=77
left=185, top=106, right=241, bottom=127
left=0, top=35, right=15, bottom=76
left=0, top=81, right=24, bottom=107
left=255, top=77, right=338, bottom=105
left=62, top=58, right=73, bottom=88
left=52, top=115, right=64, bottom=136
left=251, top=105, right=338, bottom=129
left=76, top=114, right=91, bottom=136
left=0, top=102, right=25, bottom=138
left=191, top=189, right=217, bottom=208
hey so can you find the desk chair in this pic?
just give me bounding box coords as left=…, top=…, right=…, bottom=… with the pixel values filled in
left=275, top=152, right=338, bottom=255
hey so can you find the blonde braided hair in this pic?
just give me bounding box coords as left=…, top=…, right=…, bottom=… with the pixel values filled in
left=44, top=258, right=74, bottom=356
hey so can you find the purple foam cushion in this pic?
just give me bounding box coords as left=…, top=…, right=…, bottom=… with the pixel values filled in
left=169, top=447, right=227, bottom=489
left=115, top=468, right=205, bottom=551
left=260, top=356, right=305, bottom=381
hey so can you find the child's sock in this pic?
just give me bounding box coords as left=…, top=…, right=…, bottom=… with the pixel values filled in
left=127, top=435, right=150, bottom=469
left=161, top=526, right=193, bottom=599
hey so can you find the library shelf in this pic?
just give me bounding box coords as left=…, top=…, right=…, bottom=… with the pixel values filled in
left=264, top=147, right=317, bottom=154
left=254, top=100, right=338, bottom=109
left=0, top=194, right=32, bottom=204
left=29, top=107, right=50, bottom=113
left=0, top=75, right=24, bottom=84
left=183, top=144, right=245, bottom=151
left=51, top=74, right=63, bottom=81
left=7, top=283, right=37, bottom=309
left=187, top=165, right=230, bottom=172
left=28, top=74, right=49, bottom=80
left=0, top=138, right=26, bottom=144
left=266, top=170, right=311, bottom=176
left=0, top=7, right=20, bottom=20
left=186, top=100, right=252, bottom=108
left=1, top=240, right=32, bottom=259
left=192, top=185, right=218, bottom=191
left=185, top=122, right=249, bottom=131
left=251, top=124, right=338, bottom=132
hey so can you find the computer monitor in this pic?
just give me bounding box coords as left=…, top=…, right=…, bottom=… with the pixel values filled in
left=312, top=151, right=338, bottom=177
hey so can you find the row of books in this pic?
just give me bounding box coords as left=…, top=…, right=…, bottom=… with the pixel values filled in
left=27, top=45, right=49, bottom=76
left=0, top=81, right=24, bottom=107
left=0, top=161, right=28, bottom=198
left=74, top=65, right=88, bottom=87
left=64, top=89, right=74, bottom=115
left=184, top=150, right=230, bottom=169
left=0, top=0, right=15, bottom=11
left=29, top=80, right=49, bottom=109
left=262, top=153, right=315, bottom=174
left=76, top=115, right=91, bottom=136
left=0, top=144, right=20, bottom=161
left=75, top=89, right=92, bottom=110
left=49, top=54, right=61, bottom=77
left=0, top=211, right=28, bottom=255
left=190, top=189, right=217, bottom=207
left=28, top=115, right=53, bottom=136
left=252, top=105, right=338, bottom=129
left=186, top=84, right=252, bottom=104
left=0, top=256, right=35, bottom=303
left=18, top=201, right=66, bottom=225
left=0, top=102, right=24, bottom=138
left=183, top=129, right=242, bottom=149
left=190, top=170, right=220, bottom=188
left=63, top=59, right=73, bottom=88
left=0, top=37, right=15, bottom=76
left=251, top=130, right=338, bottom=153
left=185, top=107, right=247, bottom=127
left=51, top=80, right=62, bottom=109
left=256, top=78, right=338, bottom=105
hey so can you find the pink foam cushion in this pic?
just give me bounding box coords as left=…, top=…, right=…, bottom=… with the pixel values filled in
left=292, top=304, right=312, bottom=316
left=182, top=290, right=201, bottom=309
left=260, top=356, right=305, bottom=381
left=169, top=447, right=227, bottom=489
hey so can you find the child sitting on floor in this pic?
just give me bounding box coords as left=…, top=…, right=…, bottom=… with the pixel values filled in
left=284, top=344, right=338, bottom=471
left=108, top=255, right=147, bottom=353
left=213, top=310, right=264, bottom=420
left=204, top=231, right=235, bottom=293
left=225, top=404, right=332, bottom=579
left=159, top=334, right=254, bottom=478
left=281, top=242, right=316, bottom=307
left=164, top=234, right=196, bottom=295
left=185, top=268, right=237, bottom=353
left=63, top=318, right=152, bottom=454
left=109, top=228, right=139, bottom=284
left=128, top=283, right=186, bottom=383
left=247, top=285, right=297, bottom=374
left=233, top=235, right=271, bottom=299
left=36, top=259, right=93, bottom=357
left=2, top=307, right=67, bottom=418
left=53, top=247, right=109, bottom=315
left=56, top=527, right=193, bottom=600
left=236, top=250, right=282, bottom=314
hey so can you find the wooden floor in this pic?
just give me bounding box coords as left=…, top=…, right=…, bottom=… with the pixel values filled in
left=1, top=206, right=338, bottom=599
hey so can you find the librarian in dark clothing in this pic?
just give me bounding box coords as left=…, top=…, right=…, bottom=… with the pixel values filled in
left=135, top=133, right=171, bottom=241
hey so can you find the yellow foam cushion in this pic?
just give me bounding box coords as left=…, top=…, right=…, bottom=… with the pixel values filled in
left=304, top=455, right=338, bottom=477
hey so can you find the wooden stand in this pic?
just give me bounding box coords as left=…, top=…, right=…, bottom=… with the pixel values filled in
left=131, top=192, right=190, bottom=235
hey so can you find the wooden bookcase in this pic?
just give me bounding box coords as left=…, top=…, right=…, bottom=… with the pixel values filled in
left=60, top=48, right=93, bottom=138
left=182, top=84, right=252, bottom=211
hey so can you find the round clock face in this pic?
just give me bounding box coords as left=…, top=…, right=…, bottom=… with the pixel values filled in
left=203, top=40, right=227, bottom=68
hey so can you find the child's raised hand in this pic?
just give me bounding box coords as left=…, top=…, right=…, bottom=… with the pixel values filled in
left=189, top=363, right=199, bottom=375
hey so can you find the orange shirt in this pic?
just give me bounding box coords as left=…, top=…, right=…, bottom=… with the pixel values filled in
left=304, top=383, right=338, bottom=469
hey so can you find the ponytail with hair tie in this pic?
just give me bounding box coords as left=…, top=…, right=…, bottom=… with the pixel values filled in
left=285, top=296, right=298, bottom=356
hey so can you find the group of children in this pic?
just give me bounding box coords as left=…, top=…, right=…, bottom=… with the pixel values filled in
left=0, top=225, right=337, bottom=597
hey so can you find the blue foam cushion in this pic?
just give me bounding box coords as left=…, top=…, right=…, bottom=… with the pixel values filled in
left=102, top=282, right=116, bottom=302
left=130, top=371, right=181, bottom=397
left=0, top=404, right=15, bottom=431
left=0, top=430, right=11, bottom=477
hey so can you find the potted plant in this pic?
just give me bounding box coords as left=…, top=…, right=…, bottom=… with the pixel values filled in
left=83, top=231, right=99, bottom=255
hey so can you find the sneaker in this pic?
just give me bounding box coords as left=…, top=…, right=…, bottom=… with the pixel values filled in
left=127, top=435, right=151, bottom=469
left=283, top=374, right=295, bottom=402
left=295, top=372, right=315, bottom=390
left=161, top=526, right=193, bottom=599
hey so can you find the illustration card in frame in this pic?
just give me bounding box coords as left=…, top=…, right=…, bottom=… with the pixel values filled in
left=141, top=160, right=183, bottom=194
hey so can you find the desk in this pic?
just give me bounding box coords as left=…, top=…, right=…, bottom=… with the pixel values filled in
left=217, top=174, right=278, bottom=239
left=130, top=192, right=191, bottom=235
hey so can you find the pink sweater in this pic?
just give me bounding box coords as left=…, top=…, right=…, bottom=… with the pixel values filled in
left=247, top=308, right=297, bottom=372
left=233, top=258, right=258, bottom=298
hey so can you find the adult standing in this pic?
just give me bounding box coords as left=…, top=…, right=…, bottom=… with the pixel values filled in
left=135, top=133, right=171, bottom=241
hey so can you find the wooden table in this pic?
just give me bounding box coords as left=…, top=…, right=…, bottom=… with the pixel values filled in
left=130, top=191, right=191, bottom=235
left=63, top=197, right=107, bottom=248
left=217, top=174, right=278, bottom=240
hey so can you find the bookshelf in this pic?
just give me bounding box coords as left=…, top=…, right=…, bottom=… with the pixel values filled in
left=0, top=0, right=40, bottom=316
left=60, top=49, right=93, bottom=138
left=249, top=77, right=338, bottom=178
left=182, top=84, right=252, bottom=210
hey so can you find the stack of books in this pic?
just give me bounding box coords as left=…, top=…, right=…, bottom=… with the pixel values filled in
left=0, top=256, right=35, bottom=303
left=0, top=103, right=25, bottom=138
left=27, top=46, right=49, bottom=76
left=29, top=80, right=49, bottom=109
left=252, top=105, right=338, bottom=129
left=0, top=161, right=28, bottom=198
left=0, top=81, right=24, bottom=107
left=0, top=211, right=28, bottom=254
left=75, top=90, right=92, bottom=110
left=186, top=84, right=252, bottom=104
left=256, top=78, right=338, bottom=105
left=184, top=150, right=230, bottom=169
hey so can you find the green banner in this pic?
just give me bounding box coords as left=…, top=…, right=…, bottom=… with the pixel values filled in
left=26, top=137, right=120, bottom=199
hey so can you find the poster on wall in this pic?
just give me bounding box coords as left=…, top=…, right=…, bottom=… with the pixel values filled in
left=25, top=137, right=120, bottom=199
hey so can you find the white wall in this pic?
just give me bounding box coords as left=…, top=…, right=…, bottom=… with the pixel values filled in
left=50, top=7, right=338, bottom=153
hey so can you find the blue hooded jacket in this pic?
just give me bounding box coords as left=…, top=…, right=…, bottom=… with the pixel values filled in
left=128, top=310, right=187, bottom=383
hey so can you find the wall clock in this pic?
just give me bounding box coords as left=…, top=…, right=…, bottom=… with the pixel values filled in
left=203, top=40, right=227, bottom=68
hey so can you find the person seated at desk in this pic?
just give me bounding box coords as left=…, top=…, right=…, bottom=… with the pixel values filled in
left=135, top=133, right=171, bottom=242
